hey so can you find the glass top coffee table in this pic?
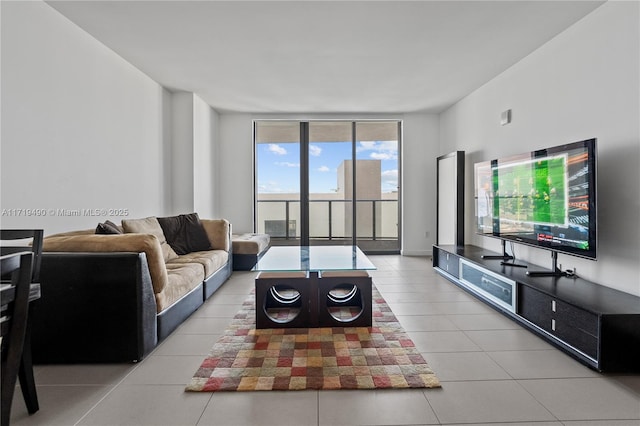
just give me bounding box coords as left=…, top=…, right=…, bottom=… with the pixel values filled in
left=253, top=246, right=376, bottom=328
left=254, top=245, right=376, bottom=272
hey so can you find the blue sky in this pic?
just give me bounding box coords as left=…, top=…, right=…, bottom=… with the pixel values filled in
left=256, top=140, right=398, bottom=194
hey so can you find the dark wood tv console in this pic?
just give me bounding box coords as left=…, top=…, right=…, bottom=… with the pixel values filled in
left=433, top=244, right=640, bottom=373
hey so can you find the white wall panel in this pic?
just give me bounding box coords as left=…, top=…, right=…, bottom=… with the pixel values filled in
left=1, top=1, right=169, bottom=234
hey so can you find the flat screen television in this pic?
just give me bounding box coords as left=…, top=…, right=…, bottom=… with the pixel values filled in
left=475, top=138, right=597, bottom=261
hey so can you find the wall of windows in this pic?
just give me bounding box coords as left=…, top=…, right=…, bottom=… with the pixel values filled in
left=254, top=120, right=401, bottom=253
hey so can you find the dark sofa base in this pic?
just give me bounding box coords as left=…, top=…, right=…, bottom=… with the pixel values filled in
left=204, top=260, right=233, bottom=299
left=33, top=253, right=158, bottom=363
left=233, top=253, right=263, bottom=271
left=156, top=283, right=203, bottom=341
left=32, top=251, right=231, bottom=363
left=157, top=259, right=232, bottom=340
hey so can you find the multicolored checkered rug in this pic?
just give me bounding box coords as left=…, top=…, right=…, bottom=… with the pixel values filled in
left=185, top=286, right=441, bottom=392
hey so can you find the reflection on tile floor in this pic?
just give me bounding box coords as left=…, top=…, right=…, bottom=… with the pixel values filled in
left=11, top=255, right=640, bottom=425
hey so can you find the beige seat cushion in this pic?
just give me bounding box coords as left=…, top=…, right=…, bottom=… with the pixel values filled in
left=232, top=233, right=270, bottom=255
left=167, top=250, right=229, bottom=278
left=156, top=262, right=205, bottom=312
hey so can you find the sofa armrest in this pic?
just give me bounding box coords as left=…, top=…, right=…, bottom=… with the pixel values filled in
left=32, top=252, right=157, bottom=362
left=201, top=219, right=231, bottom=252
left=42, top=233, right=168, bottom=294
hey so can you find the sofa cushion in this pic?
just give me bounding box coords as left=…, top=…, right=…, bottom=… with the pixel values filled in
left=42, top=233, right=169, bottom=294
left=232, top=233, right=270, bottom=255
left=167, top=250, right=229, bottom=278
left=201, top=219, right=231, bottom=251
left=96, top=220, right=122, bottom=235
left=122, top=217, right=178, bottom=262
left=46, top=229, right=95, bottom=238
left=157, top=213, right=211, bottom=255
left=157, top=263, right=206, bottom=312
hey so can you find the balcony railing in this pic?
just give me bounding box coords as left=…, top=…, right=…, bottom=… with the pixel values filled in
left=256, top=199, right=398, bottom=243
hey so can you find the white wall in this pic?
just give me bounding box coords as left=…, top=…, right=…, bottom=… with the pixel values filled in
left=402, top=113, right=440, bottom=255
left=170, top=91, right=195, bottom=214
left=168, top=91, right=221, bottom=218
left=217, top=113, right=254, bottom=234
left=217, top=113, right=440, bottom=254
left=439, top=2, right=640, bottom=296
left=193, top=94, right=219, bottom=218
left=1, top=1, right=171, bottom=234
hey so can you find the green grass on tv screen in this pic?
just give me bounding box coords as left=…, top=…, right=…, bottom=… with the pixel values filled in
left=493, top=156, right=567, bottom=226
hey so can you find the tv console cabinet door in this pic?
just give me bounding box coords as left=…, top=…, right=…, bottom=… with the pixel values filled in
left=518, top=285, right=599, bottom=360
left=434, top=248, right=460, bottom=278
left=518, top=285, right=554, bottom=333
left=553, top=300, right=599, bottom=359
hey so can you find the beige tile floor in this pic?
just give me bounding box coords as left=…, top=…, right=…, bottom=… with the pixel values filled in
left=9, top=255, right=640, bottom=426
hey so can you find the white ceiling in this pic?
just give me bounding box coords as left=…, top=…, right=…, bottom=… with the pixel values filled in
left=46, top=0, right=605, bottom=114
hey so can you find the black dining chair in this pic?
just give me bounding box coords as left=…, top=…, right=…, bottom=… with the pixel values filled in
left=0, top=230, right=43, bottom=283
left=0, top=229, right=43, bottom=424
left=1, top=252, right=34, bottom=426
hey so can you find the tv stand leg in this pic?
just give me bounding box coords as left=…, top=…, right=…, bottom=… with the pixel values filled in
left=526, top=270, right=568, bottom=278
left=481, top=240, right=514, bottom=260
left=526, top=251, right=571, bottom=278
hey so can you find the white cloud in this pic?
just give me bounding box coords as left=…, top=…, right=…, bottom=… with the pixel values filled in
left=357, top=140, right=398, bottom=160
left=378, top=140, right=398, bottom=151
left=309, top=144, right=322, bottom=156
left=317, top=166, right=331, bottom=172
left=258, top=180, right=297, bottom=193
left=258, top=181, right=282, bottom=193
left=358, top=141, right=377, bottom=151
left=275, top=162, right=300, bottom=168
left=370, top=152, right=394, bottom=160
left=268, top=144, right=287, bottom=155
left=381, top=169, right=398, bottom=191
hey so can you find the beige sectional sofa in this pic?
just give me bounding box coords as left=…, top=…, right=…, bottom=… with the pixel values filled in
left=31, top=214, right=232, bottom=363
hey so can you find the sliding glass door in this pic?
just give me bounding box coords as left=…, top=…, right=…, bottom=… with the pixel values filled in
left=254, top=120, right=400, bottom=253
left=308, top=122, right=354, bottom=246
left=355, top=122, right=400, bottom=252
left=255, top=121, right=300, bottom=244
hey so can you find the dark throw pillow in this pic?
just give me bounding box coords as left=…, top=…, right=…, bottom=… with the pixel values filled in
left=96, top=220, right=123, bottom=235
left=157, top=213, right=211, bottom=255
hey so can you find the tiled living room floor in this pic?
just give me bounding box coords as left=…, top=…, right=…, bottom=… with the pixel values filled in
left=9, top=255, right=640, bottom=425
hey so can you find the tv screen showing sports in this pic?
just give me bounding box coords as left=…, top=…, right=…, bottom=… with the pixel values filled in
left=475, top=138, right=597, bottom=259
